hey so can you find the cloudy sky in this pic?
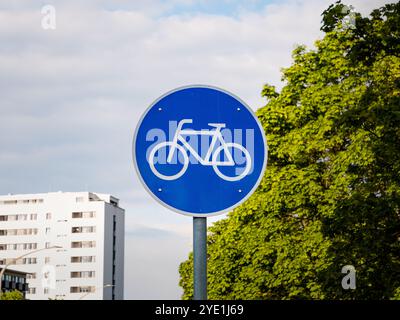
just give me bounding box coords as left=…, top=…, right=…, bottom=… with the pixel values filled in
left=0, top=0, right=389, bottom=299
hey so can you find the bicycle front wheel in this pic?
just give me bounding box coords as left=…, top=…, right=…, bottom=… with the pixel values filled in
left=212, top=143, right=252, bottom=182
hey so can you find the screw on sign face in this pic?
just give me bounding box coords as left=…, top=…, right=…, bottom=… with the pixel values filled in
left=133, top=85, right=268, bottom=217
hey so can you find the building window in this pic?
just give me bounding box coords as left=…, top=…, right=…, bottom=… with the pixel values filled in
left=24, top=243, right=37, bottom=250
left=3, top=200, right=17, bottom=205
left=45, top=242, right=51, bottom=249
left=46, top=213, right=52, bottom=220
left=71, top=256, right=80, bottom=263
left=72, top=212, right=82, bottom=218
left=0, top=228, right=38, bottom=236
left=82, top=256, right=96, bottom=263
left=76, top=197, right=84, bottom=203
left=1, top=258, right=27, bottom=265
left=71, top=256, right=96, bottom=263
left=0, top=214, right=28, bottom=221
left=44, top=288, right=49, bottom=294
left=71, top=241, right=96, bottom=248
left=70, top=271, right=95, bottom=278
left=70, top=286, right=95, bottom=293
left=28, top=288, right=36, bottom=294
left=1, top=243, right=38, bottom=251
left=45, top=227, right=51, bottom=235
left=27, top=273, right=37, bottom=279
left=22, top=257, right=37, bottom=264
left=45, top=257, right=51, bottom=264
left=72, top=211, right=96, bottom=219
left=0, top=199, right=43, bottom=205
left=71, top=226, right=96, bottom=233
left=30, top=214, right=37, bottom=220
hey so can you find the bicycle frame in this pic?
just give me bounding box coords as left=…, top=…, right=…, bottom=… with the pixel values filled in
left=167, top=119, right=235, bottom=166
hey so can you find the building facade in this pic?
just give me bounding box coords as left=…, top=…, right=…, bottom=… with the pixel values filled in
left=0, top=192, right=124, bottom=300
left=0, top=268, right=29, bottom=298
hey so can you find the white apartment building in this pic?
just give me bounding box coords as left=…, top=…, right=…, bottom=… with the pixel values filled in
left=0, top=192, right=124, bottom=300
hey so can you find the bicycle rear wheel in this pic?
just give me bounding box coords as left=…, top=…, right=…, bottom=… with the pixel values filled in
left=149, top=142, right=189, bottom=181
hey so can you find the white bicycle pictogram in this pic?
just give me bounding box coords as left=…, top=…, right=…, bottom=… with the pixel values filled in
left=148, top=119, right=252, bottom=181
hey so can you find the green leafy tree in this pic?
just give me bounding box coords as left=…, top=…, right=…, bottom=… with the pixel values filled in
left=0, top=290, right=24, bottom=300
left=179, top=2, right=400, bottom=299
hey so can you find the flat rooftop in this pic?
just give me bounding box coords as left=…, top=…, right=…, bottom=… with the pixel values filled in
left=0, top=191, right=121, bottom=207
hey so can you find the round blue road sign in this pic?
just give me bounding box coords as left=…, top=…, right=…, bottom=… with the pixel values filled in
left=133, top=85, right=267, bottom=217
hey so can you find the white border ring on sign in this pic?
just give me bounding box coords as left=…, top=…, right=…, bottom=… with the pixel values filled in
left=132, top=84, right=268, bottom=217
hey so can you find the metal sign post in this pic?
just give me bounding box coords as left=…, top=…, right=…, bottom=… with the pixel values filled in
left=193, top=217, right=207, bottom=300
left=133, top=85, right=268, bottom=301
